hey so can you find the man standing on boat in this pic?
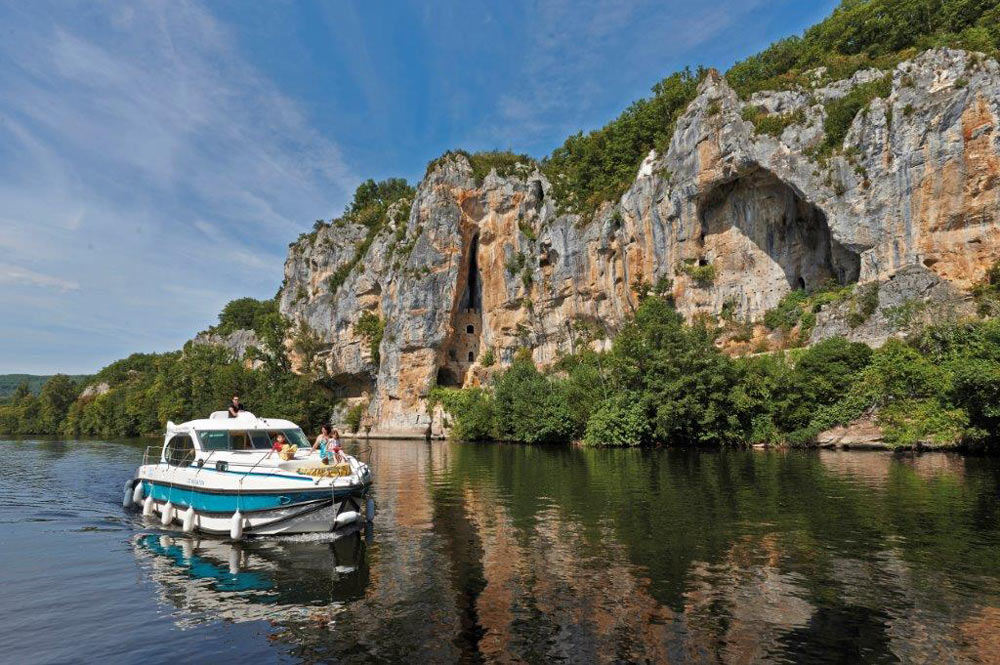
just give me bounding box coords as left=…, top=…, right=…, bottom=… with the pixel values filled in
left=227, top=395, right=245, bottom=418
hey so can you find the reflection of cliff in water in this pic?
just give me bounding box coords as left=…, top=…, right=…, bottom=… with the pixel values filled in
left=167, top=440, right=1000, bottom=664
left=133, top=530, right=368, bottom=627
left=427, top=442, right=1000, bottom=664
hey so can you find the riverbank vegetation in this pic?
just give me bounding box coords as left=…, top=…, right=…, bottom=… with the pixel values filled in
left=433, top=287, right=1000, bottom=450
left=0, top=299, right=333, bottom=438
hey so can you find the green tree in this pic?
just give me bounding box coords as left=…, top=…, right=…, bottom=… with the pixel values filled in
left=493, top=352, right=576, bottom=443
left=37, top=375, right=80, bottom=433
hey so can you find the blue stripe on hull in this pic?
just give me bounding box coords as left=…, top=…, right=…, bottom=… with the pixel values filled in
left=142, top=480, right=344, bottom=513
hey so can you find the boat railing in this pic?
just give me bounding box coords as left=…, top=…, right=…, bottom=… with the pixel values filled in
left=243, top=448, right=272, bottom=478
left=142, top=445, right=164, bottom=466
left=194, top=449, right=219, bottom=475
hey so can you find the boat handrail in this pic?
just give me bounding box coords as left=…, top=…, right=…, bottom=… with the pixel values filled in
left=242, top=447, right=272, bottom=478
left=176, top=447, right=197, bottom=468
left=142, top=445, right=164, bottom=466
left=194, top=449, right=218, bottom=475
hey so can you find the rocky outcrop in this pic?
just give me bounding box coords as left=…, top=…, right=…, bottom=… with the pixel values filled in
left=78, top=382, right=110, bottom=400
left=192, top=329, right=262, bottom=364
left=279, top=49, right=1000, bottom=437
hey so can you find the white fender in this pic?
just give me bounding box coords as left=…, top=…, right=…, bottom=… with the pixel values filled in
left=230, top=511, right=244, bottom=540
left=132, top=481, right=144, bottom=505
left=228, top=545, right=241, bottom=574
left=160, top=501, right=174, bottom=526
left=182, top=507, right=196, bottom=533
left=335, top=510, right=361, bottom=528
left=366, top=497, right=376, bottom=522
left=122, top=480, right=135, bottom=509
left=142, top=496, right=154, bottom=517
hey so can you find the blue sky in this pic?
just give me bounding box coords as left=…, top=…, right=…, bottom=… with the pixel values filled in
left=0, top=0, right=837, bottom=374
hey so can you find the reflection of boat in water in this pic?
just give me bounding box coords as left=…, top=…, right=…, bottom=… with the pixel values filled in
left=124, top=411, right=373, bottom=537
left=132, top=527, right=369, bottom=626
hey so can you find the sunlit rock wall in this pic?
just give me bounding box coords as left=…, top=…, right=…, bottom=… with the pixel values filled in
left=279, top=48, right=1000, bottom=436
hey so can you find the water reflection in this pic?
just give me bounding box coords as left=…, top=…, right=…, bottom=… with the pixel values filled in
left=114, top=440, right=1000, bottom=662
left=133, top=528, right=368, bottom=627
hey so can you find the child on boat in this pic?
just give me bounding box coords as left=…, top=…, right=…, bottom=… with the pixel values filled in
left=312, top=425, right=344, bottom=464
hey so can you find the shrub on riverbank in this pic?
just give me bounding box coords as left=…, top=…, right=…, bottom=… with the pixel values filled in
left=433, top=293, right=1000, bottom=449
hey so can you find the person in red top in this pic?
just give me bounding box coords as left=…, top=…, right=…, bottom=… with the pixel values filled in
left=271, top=432, right=288, bottom=452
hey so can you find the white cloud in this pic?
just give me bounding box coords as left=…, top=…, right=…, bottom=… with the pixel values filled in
left=0, top=266, right=80, bottom=292
left=0, top=0, right=357, bottom=373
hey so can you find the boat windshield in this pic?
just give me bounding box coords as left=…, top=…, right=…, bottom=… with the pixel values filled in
left=195, top=428, right=309, bottom=451
left=271, top=428, right=309, bottom=448
left=197, top=429, right=270, bottom=451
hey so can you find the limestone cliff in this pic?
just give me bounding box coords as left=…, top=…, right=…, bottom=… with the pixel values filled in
left=278, top=49, right=1000, bottom=437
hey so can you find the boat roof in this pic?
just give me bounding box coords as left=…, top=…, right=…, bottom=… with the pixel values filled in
left=167, top=411, right=301, bottom=432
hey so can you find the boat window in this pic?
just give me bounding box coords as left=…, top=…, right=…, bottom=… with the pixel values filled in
left=165, top=434, right=194, bottom=467
left=269, top=429, right=309, bottom=448
left=197, top=430, right=229, bottom=451
left=196, top=430, right=273, bottom=450
left=229, top=431, right=252, bottom=450
left=248, top=430, right=272, bottom=449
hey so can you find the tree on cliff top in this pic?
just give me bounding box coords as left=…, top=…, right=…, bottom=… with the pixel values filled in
left=726, top=0, right=1000, bottom=96
left=345, top=178, right=414, bottom=223
left=210, top=297, right=279, bottom=337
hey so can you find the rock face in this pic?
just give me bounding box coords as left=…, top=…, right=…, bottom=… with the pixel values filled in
left=192, top=329, right=263, bottom=365
left=279, top=49, right=1000, bottom=437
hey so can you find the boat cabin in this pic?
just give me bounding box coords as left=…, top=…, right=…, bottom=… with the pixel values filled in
left=160, top=411, right=310, bottom=467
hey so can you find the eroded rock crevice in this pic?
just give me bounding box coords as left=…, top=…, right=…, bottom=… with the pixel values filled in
left=437, top=233, right=483, bottom=387
left=697, top=167, right=860, bottom=316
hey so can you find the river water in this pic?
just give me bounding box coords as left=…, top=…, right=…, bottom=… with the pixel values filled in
left=2, top=439, right=1000, bottom=664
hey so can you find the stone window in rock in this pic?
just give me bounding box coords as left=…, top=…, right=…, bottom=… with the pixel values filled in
left=466, top=324, right=474, bottom=334
left=468, top=351, right=475, bottom=362
left=448, top=349, right=456, bottom=361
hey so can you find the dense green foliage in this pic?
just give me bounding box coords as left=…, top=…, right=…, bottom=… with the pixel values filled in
left=677, top=260, right=717, bottom=286
left=1, top=300, right=335, bottom=438
left=541, top=68, right=705, bottom=220
left=435, top=292, right=1000, bottom=449
left=344, top=402, right=366, bottom=434
left=0, top=374, right=82, bottom=435
left=819, top=74, right=893, bottom=154
left=726, top=0, right=1000, bottom=97
left=297, top=178, right=415, bottom=294
left=0, top=374, right=89, bottom=399
left=353, top=311, right=385, bottom=365
left=206, top=297, right=281, bottom=337
left=741, top=106, right=807, bottom=138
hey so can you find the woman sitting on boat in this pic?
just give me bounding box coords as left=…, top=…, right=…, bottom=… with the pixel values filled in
left=312, top=425, right=344, bottom=464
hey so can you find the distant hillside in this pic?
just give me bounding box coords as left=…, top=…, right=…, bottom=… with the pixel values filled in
left=0, top=374, right=90, bottom=399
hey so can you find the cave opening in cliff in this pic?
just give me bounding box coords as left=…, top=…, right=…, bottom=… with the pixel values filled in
left=438, top=232, right=485, bottom=388
left=459, top=234, right=482, bottom=312
left=697, top=167, right=860, bottom=310
left=330, top=372, right=375, bottom=398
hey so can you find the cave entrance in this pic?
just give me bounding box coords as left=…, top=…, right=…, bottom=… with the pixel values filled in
left=438, top=233, right=484, bottom=388
left=697, top=167, right=860, bottom=315
left=459, top=234, right=482, bottom=312
left=329, top=372, right=375, bottom=398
